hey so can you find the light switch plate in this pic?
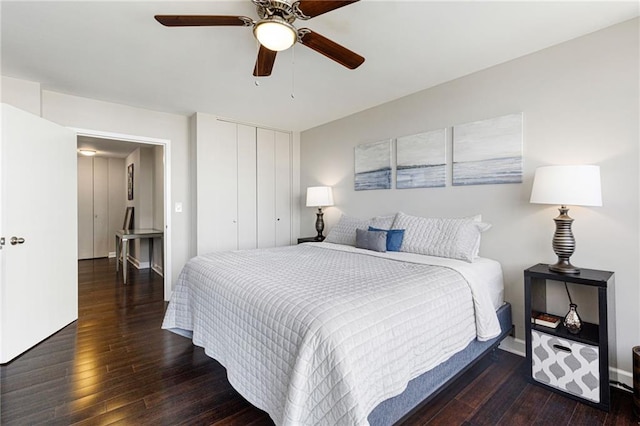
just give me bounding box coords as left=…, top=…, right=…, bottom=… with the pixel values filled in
left=175, top=202, right=183, bottom=213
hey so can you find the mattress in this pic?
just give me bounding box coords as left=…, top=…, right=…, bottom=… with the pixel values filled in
left=162, top=242, right=503, bottom=425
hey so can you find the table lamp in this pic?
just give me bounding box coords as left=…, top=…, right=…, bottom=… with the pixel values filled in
left=306, top=186, right=334, bottom=241
left=530, top=165, right=602, bottom=274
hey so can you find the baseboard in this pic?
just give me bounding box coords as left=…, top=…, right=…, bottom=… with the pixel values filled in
left=499, top=336, right=525, bottom=357
left=151, top=264, right=164, bottom=277
left=127, top=255, right=150, bottom=270
left=108, top=252, right=116, bottom=258
left=609, top=366, right=633, bottom=391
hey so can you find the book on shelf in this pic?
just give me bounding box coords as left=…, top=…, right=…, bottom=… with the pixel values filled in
left=531, top=311, right=562, bottom=328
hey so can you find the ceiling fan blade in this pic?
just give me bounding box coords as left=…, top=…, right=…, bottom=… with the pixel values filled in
left=298, top=29, right=364, bottom=70
left=253, top=45, right=278, bottom=77
left=154, top=15, right=252, bottom=27
left=294, top=0, right=359, bottom=19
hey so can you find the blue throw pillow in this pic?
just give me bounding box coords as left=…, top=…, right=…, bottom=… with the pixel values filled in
left=369, top=226, right=405, bottom=252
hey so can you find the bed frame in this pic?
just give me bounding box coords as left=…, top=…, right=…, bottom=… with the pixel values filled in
left=369, top=302, right=512, bottom=425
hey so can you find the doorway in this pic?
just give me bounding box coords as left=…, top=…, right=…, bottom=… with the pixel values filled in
left=74, top=128, right=172, bottom=300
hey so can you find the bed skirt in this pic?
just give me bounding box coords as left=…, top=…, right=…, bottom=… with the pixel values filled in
left=369, top=302, right=513, bottom=426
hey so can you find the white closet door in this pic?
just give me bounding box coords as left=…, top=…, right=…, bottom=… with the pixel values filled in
left=92, top=157, right=109, bottom=257
left=274, top=131, right=291, bottom=246
left=77, top=156, right=94, bottom=260
left=256, top=128, right=276, bottom=248
left=237, top=124, right=257, bottom=249
left=197, top=118, right=238, bottom=253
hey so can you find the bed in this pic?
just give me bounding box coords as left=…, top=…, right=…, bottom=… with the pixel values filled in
left=163, top=226, right=512, bottom=425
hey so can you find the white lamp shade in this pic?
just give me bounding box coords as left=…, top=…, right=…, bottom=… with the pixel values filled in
left=530, top=165, right=602, bottom=207
left=306, top=186, right=334, bottom=207
left=253, top=18, right=296, bottom=52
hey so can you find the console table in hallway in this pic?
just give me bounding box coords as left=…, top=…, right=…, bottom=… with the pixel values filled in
left=115, top=229, right=164, bottom=284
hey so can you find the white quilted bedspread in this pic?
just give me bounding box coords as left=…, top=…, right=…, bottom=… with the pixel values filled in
left=162, top=243, right=501, bottom=425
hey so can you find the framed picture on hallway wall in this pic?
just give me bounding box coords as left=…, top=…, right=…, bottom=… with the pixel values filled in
left=127, top=163, right=134, bottom=200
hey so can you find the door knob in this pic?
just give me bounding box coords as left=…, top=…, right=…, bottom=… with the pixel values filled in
left=10, top=237, right=25, bottom=245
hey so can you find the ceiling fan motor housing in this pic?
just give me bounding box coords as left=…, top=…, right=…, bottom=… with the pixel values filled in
left=253, top=0, right=297, bottom=23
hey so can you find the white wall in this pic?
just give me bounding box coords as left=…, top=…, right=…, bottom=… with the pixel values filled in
left=39, top=90, right=190, bottom=289
left=300, top=19, right=639, bottom=377
left=1, top=76, right=41, bottom=116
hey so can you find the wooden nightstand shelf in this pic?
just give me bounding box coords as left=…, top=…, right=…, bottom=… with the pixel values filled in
left=297, top=236, right=324, bottom=244
left=524, top=263, right=615, bottom=411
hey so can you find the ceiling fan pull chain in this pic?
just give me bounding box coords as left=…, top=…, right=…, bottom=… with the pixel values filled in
left=255, top=39, right=261, bottom=86
left=291, top=44, right=295, bottom=99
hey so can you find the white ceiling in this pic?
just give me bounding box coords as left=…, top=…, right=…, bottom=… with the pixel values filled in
left=2, top=1, right=638, bottom=133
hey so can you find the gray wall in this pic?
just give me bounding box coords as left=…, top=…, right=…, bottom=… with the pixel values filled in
left=300, top=19, right=639, bottom=377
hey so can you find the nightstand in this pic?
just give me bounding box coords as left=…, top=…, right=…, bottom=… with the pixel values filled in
left=524, top=263, right=614, bottom=411
left=297, top=236, right=324, bottom=244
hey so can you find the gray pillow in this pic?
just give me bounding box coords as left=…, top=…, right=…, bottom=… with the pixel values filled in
left=355, top=228, right=387, bottom=252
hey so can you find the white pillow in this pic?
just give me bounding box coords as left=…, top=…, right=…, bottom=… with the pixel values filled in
left=370, top=214, right=396, bottom=230
left=325, top=214, right=398, bottom=246
left=469, top=214, right=492, bottom=258
left=392, top=212, right=490, bottom=262
left=325, top=215, right=370, bottom=246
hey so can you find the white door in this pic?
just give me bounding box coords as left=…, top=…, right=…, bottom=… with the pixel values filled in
left=77, top=156, right=94, bottom=259
left=256, top=128, right=276, bottom=248
left=0, top=103, right=78, bottom=364
left=92, top=157, right=109, bottom=257
left=274, top=131, right=292, bottom=246
left=237, top=124, right=257, bottom=250
left=196, top=117, right=239, bottom=254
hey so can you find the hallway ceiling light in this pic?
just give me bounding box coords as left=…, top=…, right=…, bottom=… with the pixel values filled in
left=78, top=149, right=97, bottom=156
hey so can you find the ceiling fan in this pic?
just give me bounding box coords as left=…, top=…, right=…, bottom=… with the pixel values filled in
left=155, top=0, right=365, bottom=77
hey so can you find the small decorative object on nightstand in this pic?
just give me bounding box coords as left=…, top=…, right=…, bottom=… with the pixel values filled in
left=563, top=282, right=582, bottom=334
left=530, top=165, right=602, bottom=274
left=305, top=186, right=334, bottom=241
left=524, top=263, right=614, bottom=411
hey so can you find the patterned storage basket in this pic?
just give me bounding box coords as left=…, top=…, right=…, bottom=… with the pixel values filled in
left=531, top=330, right=600, bottom=403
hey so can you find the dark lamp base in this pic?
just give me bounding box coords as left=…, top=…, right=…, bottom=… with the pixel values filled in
left=549, top=206, right=580, bottom=275
left=549, top=260, right=580, bottom=275
left=314, top=208, right=325, bottom=240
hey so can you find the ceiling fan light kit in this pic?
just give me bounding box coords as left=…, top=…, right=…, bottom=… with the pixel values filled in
left=253, top=17, right=297, bottom=51
left=155, top=0, right=364, bottom=77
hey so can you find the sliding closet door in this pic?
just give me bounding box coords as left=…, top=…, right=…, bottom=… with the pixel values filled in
left=77, top=156, right=109, bottom=259
left=92, top=157, right=109, bottom=257
left=256, top=128, right=276, bottom=248
left=274, top=131, right=292, bottom=246
left=196, top=118, right=239, bottom=254
left=195, top=114, right=292, bottom=253
left=237, top=124, right=257, bottom=250
left=77, top=156, right=94, bottom=259
left=257, top=128, right=292, bottom=248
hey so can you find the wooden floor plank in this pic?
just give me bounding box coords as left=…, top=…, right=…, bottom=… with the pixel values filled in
left=0, top=258, right=637, bottom=425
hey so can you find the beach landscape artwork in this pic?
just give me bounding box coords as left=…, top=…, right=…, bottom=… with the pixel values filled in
left=354, top=139, right=392, bottom=190
left=452, top=113, right=523, bottom=186
left=396, top=129, right=446, bottom=189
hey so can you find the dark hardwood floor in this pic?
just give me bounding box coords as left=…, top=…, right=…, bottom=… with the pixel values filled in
left=1, top=258, right=637, bottom=425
